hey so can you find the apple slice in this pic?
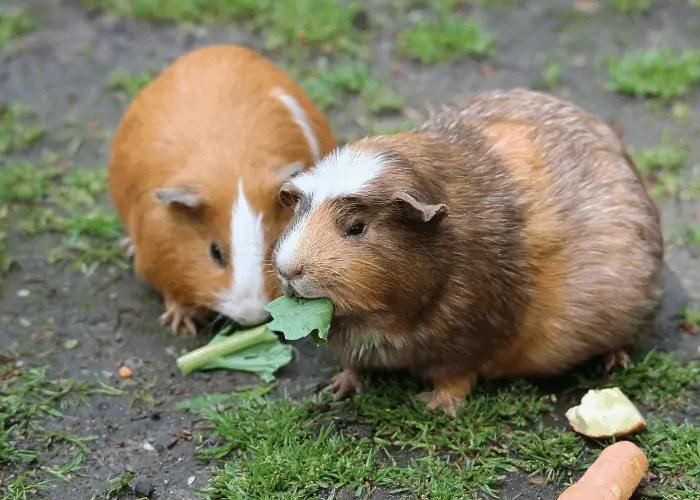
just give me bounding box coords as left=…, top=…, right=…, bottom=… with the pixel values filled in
left=565, top=387, right=646, bottom=439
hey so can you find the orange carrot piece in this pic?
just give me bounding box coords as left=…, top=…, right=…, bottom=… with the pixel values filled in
left=558, top=441, right=648, bottom=500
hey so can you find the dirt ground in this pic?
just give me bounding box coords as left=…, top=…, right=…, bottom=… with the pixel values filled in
left=2, top=0, right=700, bottom=499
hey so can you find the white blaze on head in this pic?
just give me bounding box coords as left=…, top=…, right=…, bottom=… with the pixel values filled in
left=215, top=180, right=270, bottom=326
left=274, top=145, right=389, bottom=275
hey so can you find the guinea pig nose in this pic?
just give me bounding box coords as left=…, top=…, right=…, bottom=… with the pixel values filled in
left=290, top=265, right=304, bottom=279
left=280, top=265, right=304, bottom=281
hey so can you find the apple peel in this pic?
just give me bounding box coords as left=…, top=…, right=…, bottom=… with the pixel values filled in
left=565, top=387, right=646, bottom=439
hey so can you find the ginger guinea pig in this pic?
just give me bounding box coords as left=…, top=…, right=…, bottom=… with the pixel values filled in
left=108, top=44, right=336, bottom=335
left=272, top=88, right=664, bottom=417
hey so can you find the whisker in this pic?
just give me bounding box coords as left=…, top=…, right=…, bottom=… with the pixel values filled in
left=329, top=257, right=390, bottom=274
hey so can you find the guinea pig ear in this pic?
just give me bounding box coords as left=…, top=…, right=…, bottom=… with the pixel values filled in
left=274, top=160, right=304, bottom=186
left=392, top=191, right=448, bottom=224
left=277, top=181, right=301, bottom=208
left=155, top=187, right=204, bottom=209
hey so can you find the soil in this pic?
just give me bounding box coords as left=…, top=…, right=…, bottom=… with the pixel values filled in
left=1, top=0, right=699, bottom=499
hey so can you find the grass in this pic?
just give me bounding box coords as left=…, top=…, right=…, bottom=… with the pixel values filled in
left=298, top=60, right=404, bottom=114
left=0, top=103, right=44, bottom=155
left=628, top=132, right=700, bottom=200
left=0, top=8, right=35, bottom=47
left=105, top=69, right=157, bottom=98
left=607, top=45, right=700, bottom=101
left=83, top=0, right=369, bottom=54
left=611, top=0, right=652, bottom=13
left=0, top=101, right=127, bottom=275
left=183, top=349, right=700, bottom=499
left=1, top=157, right=126, bottom=275
left=575, top=349, right=700, bottom=408
left=397, top=1, right=496, bottom=64
left=82, top=0, right=262, bottom=23
left=262, top=0, right=367, bottom=54
left=101, top=471, right=135, bottom=499
left=0, top=364, right=121, bottom=499
left=537, top=60, right=562, bottom=90
left=681, top=305, right=700, bottom=334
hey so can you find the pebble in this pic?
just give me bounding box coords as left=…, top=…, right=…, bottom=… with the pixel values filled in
left=64, top=339, right=79, bottom=350
left=17, top=289, right=30, bottom=297
left=133, top=480, right=155, bottom=498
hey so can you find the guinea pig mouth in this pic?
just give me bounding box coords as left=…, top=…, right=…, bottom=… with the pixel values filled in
left=280, top=276, right=326, bottom=300
left=281, top=280, right=299, bottom=298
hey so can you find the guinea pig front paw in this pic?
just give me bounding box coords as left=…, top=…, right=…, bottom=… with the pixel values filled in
left=322, top=368, right=363, bottom=402
left=416, top=373, right=477, bottom=418
left=159, top=301, right=198, bottom=336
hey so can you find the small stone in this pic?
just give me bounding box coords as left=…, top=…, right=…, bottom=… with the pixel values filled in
left=119, top=366, right=133, bottom=379
left=17, top=289, right=30, bottom=297
left=187, top=475, right=195, bottom=486
left=142, top=441, right=155, bottom=452
left=18, top=318, right=31, bottom=328
left=63, top=339, right=79, bottom=350
left=134, top=480, right=155, bottom=498
left=570, top=54, right=587, bottom=67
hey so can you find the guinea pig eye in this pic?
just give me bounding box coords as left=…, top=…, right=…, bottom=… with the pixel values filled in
left=209, top=242, right=225, bottom=268
left=345, top=222, right=367, bottom=238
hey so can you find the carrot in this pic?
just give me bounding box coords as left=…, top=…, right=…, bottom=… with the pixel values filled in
left=558, top=441, right=648, bottom=500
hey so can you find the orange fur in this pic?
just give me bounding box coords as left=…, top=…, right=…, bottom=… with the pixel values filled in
left=108, top=44, right=336, bottom=333
left=477, top=122, right=570, bottom=376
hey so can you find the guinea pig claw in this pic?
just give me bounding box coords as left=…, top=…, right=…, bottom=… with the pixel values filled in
left=159, top=302, right=198, bottom=336
left=604, top=350, right=630, bottom=372
left=119, top=237, right=135, bottom=261
left=322, top=369, right=363, bottom=402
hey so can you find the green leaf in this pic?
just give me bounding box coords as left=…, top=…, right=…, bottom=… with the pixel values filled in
left=177, top=325, right=293, bottom=382
left=264, top=296, right=334, bottom=344
left=197, top=333, right=294, bottom=384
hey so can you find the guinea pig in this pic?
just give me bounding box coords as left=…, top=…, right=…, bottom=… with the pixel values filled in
left=108, top=44, right=336, bottom=335
left=272, top=88, right=664, bottom=417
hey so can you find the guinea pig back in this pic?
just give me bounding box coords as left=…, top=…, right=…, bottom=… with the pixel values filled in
left=273, top=88, right=663, bottom=416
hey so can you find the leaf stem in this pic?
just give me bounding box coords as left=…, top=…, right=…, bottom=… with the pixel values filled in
left=176, top=325, right=278, bottom=376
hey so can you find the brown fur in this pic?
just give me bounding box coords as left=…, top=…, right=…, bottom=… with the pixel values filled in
left=277, top=89, right=663, bottom=415
left=108, top=44, right=336, bottom=333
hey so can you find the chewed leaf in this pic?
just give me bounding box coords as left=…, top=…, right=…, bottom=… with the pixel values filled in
left=264, top=296, right=334, bottom=344
left=198, top=333, right=294, bottom=383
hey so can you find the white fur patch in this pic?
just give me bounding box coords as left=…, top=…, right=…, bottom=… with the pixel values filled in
left=274, top=146, right=388, bottom=275
left=272, top=87, right=321, bottom=161
left=292, top=146, right=388, bottom=206
left=346, top=328, right=406, bottom=365
left=215, top=180, right=270, bottom=326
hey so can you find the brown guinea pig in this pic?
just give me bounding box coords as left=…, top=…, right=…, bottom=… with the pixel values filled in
left=272, top=88, right=664, bottom=417
left=108, top=44, right=336, bottom=335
